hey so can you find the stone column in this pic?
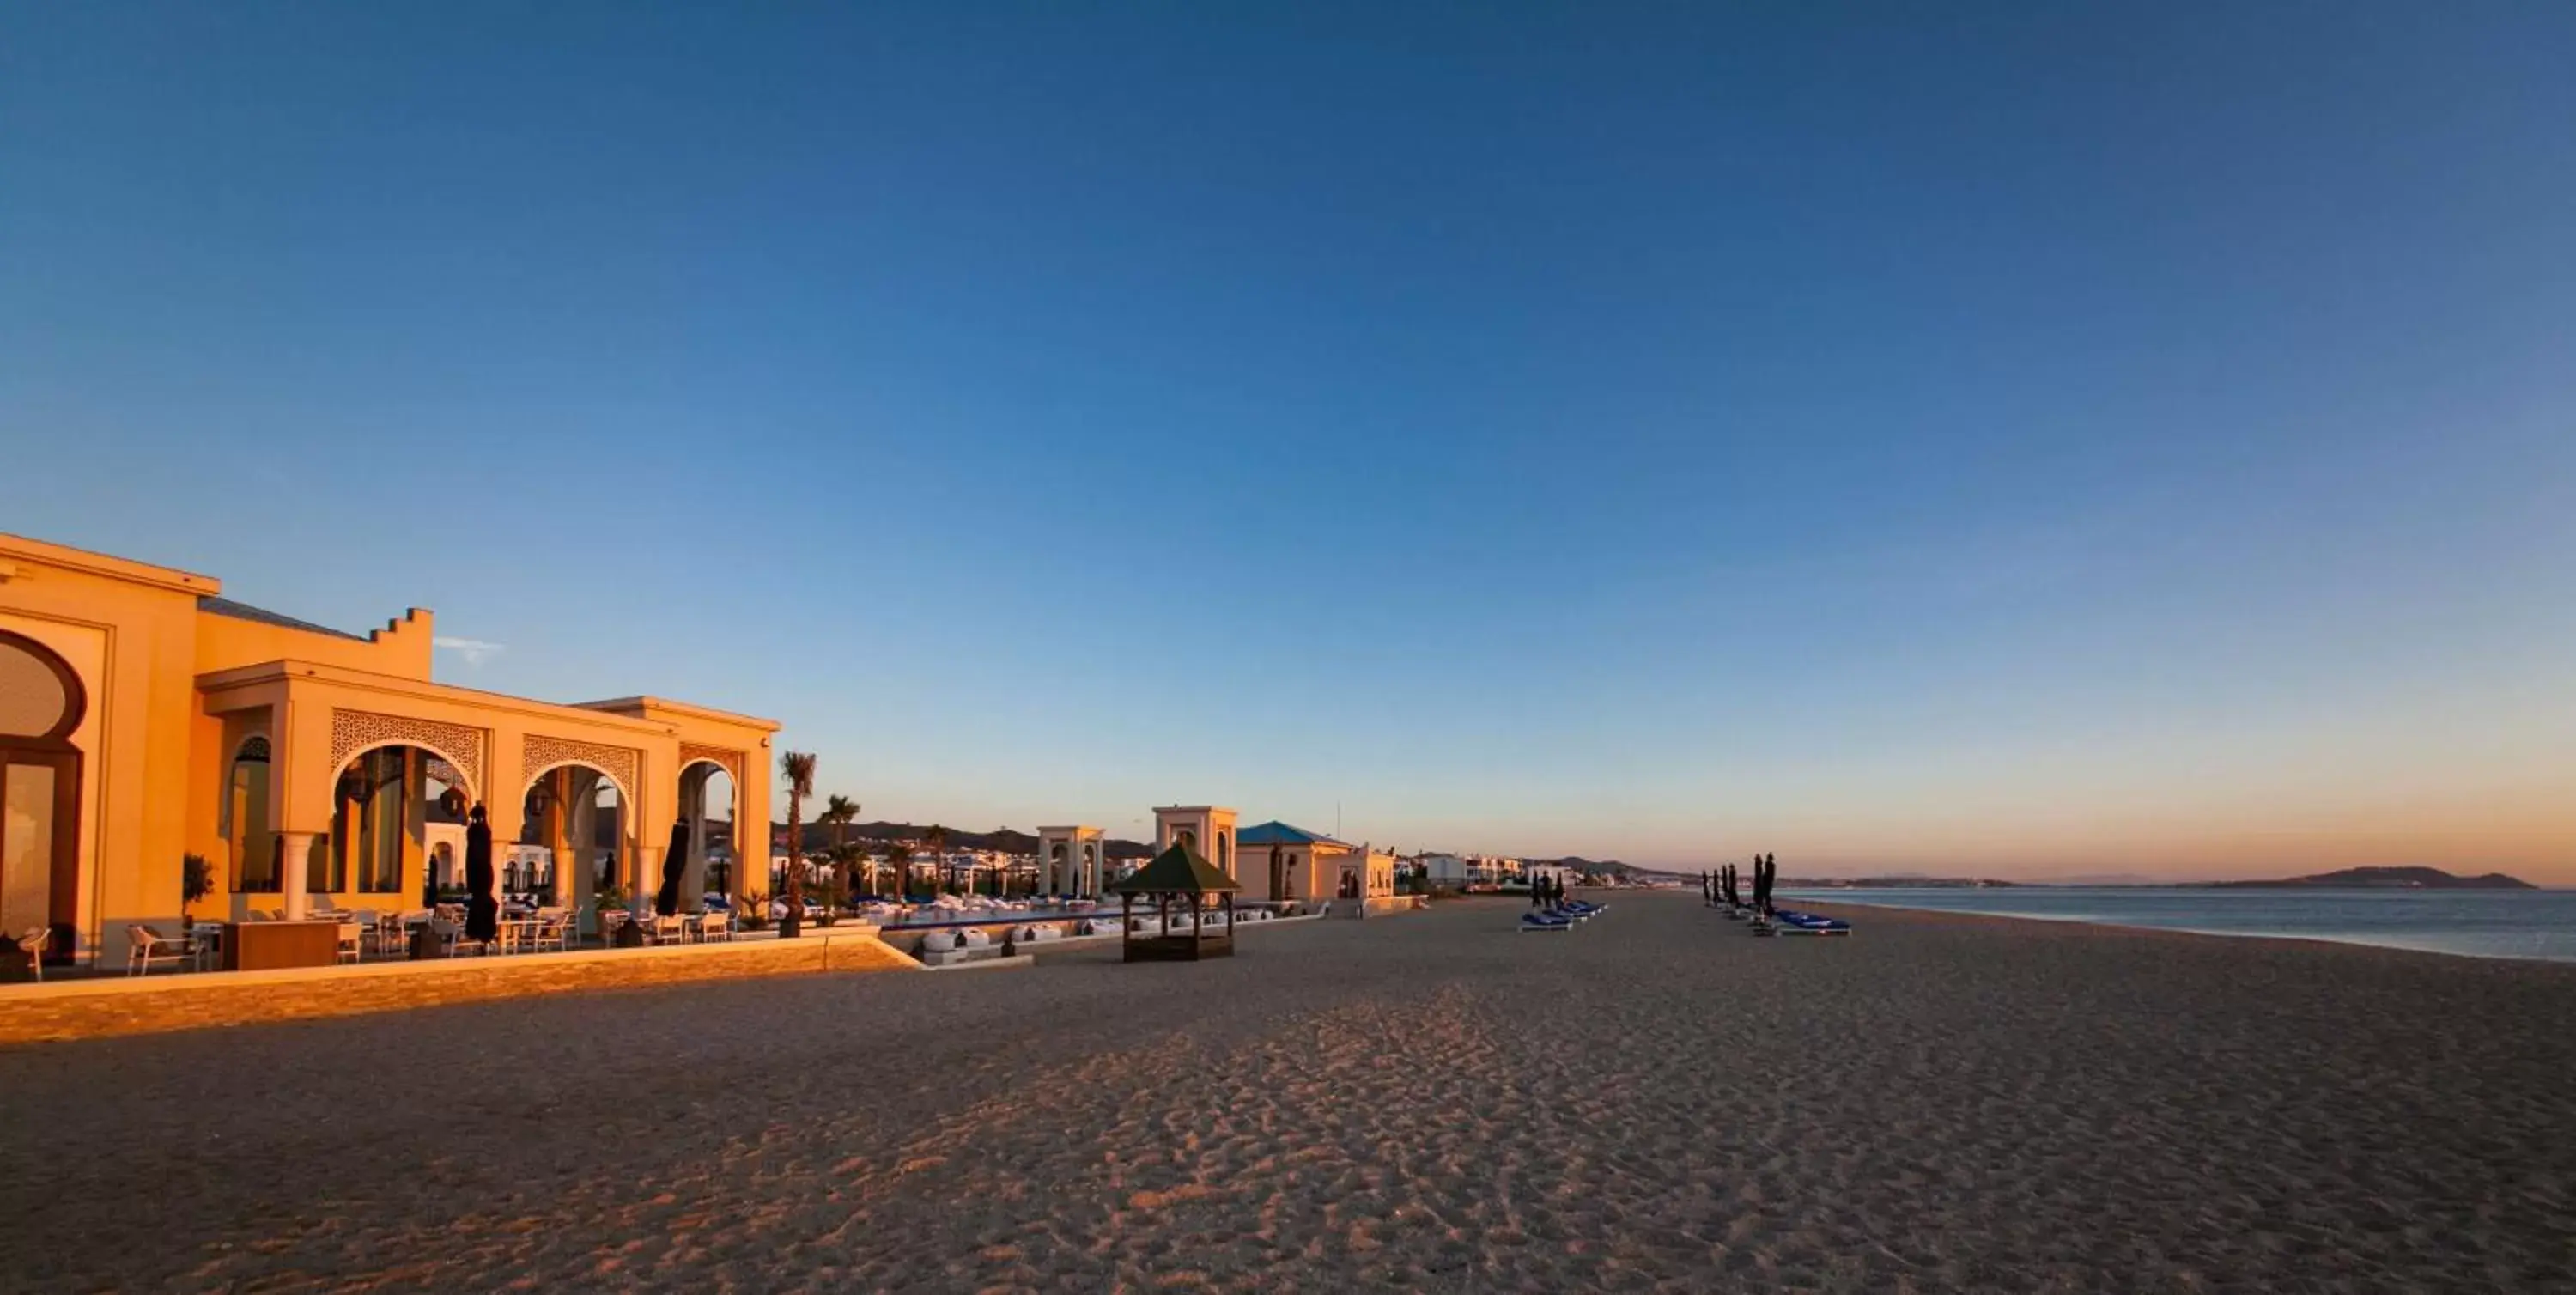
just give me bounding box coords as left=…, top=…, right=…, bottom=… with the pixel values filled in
left=636, top=844, right=663, bottom=915
left=277, top=833, right=317, bottom=920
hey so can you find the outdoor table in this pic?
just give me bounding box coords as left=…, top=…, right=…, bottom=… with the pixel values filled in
left=190, top=922, right=225, bottom=970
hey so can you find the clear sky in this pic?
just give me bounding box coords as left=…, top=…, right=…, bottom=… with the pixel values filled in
left=6, top=3, right=2573, bottom=881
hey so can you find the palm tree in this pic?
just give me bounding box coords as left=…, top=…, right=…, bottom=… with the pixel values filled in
left=882, top=838, right=910, bottom=898
left=925, top=824, right=951, bottom=893
left=821, top=794, right=860, bottom=898
left=778, top=751, right=817, bottom=936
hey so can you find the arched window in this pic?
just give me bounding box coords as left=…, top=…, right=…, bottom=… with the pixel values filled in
left=0, top=630, right=86, bottom=956
left=226, top=737, right=276, bottom=892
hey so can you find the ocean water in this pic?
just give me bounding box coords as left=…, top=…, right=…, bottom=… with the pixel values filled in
left=1776, top=886, right=2576, bottom=963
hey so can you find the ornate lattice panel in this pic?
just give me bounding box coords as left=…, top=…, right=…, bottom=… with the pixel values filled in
left=0, top=638, right=74, bottom=739
left=329, top=709, right=484, bottom=797
left=677, top=742, right=744, bottom=784
left=523, top=733, right=639, bottom=797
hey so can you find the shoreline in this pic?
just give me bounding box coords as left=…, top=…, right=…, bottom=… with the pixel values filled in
left=1781, top=888, right=2576, bottom=964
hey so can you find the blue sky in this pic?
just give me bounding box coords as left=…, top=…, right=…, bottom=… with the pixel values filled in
left=6, top=3, right=2573, bottom=878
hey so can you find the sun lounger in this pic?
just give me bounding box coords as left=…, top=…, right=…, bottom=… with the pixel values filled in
left=1521, top=912, right=1574, bottom=932
left=1765, top=909, right=1852, bottom=936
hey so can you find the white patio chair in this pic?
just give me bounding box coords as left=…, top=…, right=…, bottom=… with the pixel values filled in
left=14, top=927, right=47, bottom=982
left=652, top=914, right=687, bottom=945
left=431, top=916, right=490, bottom=958
left=336, top=922, right=364, bottom=964
left=125, top=924, right=192, bottom=976
left=696, top=911, right=731, bottom=943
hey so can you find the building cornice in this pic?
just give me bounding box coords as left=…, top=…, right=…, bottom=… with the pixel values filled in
left=0, top=532, right=221, bottom=597
left=197, top=660, right=677, bottom=736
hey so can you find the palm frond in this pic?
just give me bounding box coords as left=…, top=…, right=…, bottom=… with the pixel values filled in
left=780, top=750, right=817, bottom=797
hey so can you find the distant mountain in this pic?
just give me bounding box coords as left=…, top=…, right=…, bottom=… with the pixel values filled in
left=2215, top=866, right=2534, bottom=891
left=1789, top=877, right=2021, bottom=889
left=1534, top=855, right=1654, bottom=879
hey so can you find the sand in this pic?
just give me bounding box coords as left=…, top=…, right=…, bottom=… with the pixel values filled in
left=3, top=892, right=2573, bottom=1292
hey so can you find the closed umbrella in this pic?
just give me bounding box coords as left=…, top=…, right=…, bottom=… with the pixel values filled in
left=657, top=818, right=689, bottom=915
left=465, top=806, right=500, bottom=943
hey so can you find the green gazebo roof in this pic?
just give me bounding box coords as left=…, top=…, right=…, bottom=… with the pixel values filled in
left=1109, top=842, right=1241, bottom=895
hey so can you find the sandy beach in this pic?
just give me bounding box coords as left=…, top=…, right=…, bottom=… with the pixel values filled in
left=4, top=891, right=2573, bottom=1292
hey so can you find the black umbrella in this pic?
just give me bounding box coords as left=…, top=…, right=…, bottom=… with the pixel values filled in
left=464, top=806, right=500, bottom=943
left=657, top=818, right=689, bottom=915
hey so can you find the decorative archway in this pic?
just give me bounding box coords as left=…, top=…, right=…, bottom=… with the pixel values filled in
left=520, top=741, right=637, bottom=924
left=0, top=629, right=86, bottom=961
left=328, top=710, right=484, bottom=806
left=673, top=756, right=739, bottom=904
left=327, top=744, right=468, bottom=901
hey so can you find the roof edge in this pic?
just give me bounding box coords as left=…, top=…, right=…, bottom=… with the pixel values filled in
left=0, top=532, right=222, bottom=597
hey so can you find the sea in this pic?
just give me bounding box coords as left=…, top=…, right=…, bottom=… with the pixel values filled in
left=1775, top=885, right=2576, bottom=963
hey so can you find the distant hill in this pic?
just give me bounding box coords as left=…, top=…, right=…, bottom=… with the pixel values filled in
left=2214, top=866, right=2533, bottom=890
left=1535, top=855, right=1656, bottom=879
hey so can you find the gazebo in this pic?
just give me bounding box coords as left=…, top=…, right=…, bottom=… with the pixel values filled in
left=1109, top=841, right=1240, bottom=962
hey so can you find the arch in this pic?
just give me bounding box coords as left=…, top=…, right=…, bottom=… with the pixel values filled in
left=521, top=758, right=631, bottom=810
left=0, top=629, right=87, bottom=747
left=330, top=742, right=472, bottom=898
left=337, top=737, right=481, bottom=803
left=0, top=630, right=85, bottom=958
left=672, top=759, right=738, bottom=904
left=677, top=756, right=733, bottom=783
left=219, top=733, right=277, bottom=893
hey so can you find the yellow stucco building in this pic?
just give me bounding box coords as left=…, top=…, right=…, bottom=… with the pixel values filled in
left=0, top=532, right=775, bottom=970
left=1236, top=820, right=1397, bottom=904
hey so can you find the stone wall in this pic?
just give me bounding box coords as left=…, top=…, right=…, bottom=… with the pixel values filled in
left=0, top=929, right=918, bottom=1046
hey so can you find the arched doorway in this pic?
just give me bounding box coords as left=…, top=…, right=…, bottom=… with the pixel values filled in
left=222, top=735, right=276, bottom=905
left=0, top=630, right=85, bottom=964
left=325, top=743, right=470, bottom=908
left=522, top=763, right=628, bottom=929
left=674, top=760, right=737, bottom=907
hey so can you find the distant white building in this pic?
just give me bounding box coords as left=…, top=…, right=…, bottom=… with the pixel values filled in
left=1415, top=853, right=1522, bottom=888
left=1418, top=853, right=1473, bottom=886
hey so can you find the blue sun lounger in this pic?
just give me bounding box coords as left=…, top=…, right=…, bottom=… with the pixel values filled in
left=1521, top=911, right=1575, bottom=932
left=1769, top=909, right=1852, bottom=936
